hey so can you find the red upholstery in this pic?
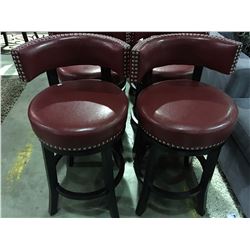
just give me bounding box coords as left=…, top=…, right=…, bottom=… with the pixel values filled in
left=137, top=80, right=238, bottom=149
left=131, top=33, right=242, bottom=84
left=130, top=32, right=208, bottom=46
left=48, top=32, right=128, bottom=86
left=11, top=33, right=130, bottom=150
left=57, top=65, right=125, bottom=87
left=28, top=80, right=128, bottom=150
left=57, top=65, right=101, bottom=80
left=11, top=33, right=130, bottom=82
left=49, top=32, right=127, bottom=42
left=129, top=33, right=208, bottom=84
left=151, top=65, right=194, bottom=81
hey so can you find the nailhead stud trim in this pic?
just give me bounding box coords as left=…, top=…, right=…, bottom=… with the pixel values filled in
left=123, top=46, right=131, bottom=78
left=11, top=50, right=27, bottom=81
left=39, top=128, right=124, bottom=152
left=125, top=32, right=133, bottom=45
left=133, top=33, right=242, bottom=50
left=130, top=49, right=140, bottom=85
left=140, top=126, right=224, bottom=150
left=11, top=33, right=131, bottom=82
left=230, top=43, right=243, bottom=73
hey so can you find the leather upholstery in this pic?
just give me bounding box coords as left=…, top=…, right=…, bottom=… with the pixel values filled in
left=100, top=32, right=127, bottom=42
left=130, top=32, right=209, bottom=46
left=57, top=65, right=101, bottom=80
left=46, top=32, right=127, bottom=86
left=28, top=79, right=128, bottom=149
left=11, top=33, right=130, bottom=82
left=131, top=34, right=242, bottom=83
left=49, top=32, right=127, bottom=42
left=129, top=33, right=207, bottom=84
left=137, top=80, right=238, bottom=149
left=57, top=65, right=125, bottom=87
left=152, top=65, right=194, bottom=81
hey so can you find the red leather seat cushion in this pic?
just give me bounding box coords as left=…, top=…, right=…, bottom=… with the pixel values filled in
left=57, top=65, right=124, bottom=86
left=137, top=79, right=238, bottom=150
left=28, top=79, right=128, bottom=150
left=152, top=65, right=194, bottom=81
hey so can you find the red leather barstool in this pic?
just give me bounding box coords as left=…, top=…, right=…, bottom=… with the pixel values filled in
left=11, top=33, right=130, bottom=218
left=48, top=32, right=128, bottom=89
left=130, top=33, right=242, bottom=216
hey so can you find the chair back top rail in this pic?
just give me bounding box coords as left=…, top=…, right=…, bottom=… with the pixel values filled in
left=129, top=32, right=209, bottom=46
left=48, top=32, right=128, bottom=42
left=130, top=33, right=242, bottom=84
left=11, top=33, right=130, bottom=82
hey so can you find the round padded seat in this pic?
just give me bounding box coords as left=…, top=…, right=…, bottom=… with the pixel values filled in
left=57, top=65, right=125, bottom=87
left=152, top=65, right=194, bottom=81
left=28, top=79, right=128, bottom=151
left=137, top=79, right=238, bottom=150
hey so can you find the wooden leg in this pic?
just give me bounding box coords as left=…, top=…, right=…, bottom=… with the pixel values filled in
left=67, top=156, right=74, bottom=167
left=34, top=32, right=39, bottom=38
left=114, top=139, right=123, bottom=154
left=41, top=144, right=59, bottom=215
left=133, top=127, right=148, bottom=179
left=133, top=126, right=142, bottom=153
left=136, top=145, right=159, bottom=216
left=196, top=147, right=221, bottom=216
left=46, top=69, right=59, bottom=86
left=102, top=146, right=119, bottom=218
left=184, top=156, right=192, bottom=169
left=2, top=32, right=8, bottom=46
left=21, top=32, right=29, bottom=42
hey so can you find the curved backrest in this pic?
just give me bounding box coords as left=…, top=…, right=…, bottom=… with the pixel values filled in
left=129, top=32, right=209, bottom=46
left=48, top=32, right=128, bottom=42
left=11, top=33, right=130, bottom=82
left=130, top=33, right=242, bottom=84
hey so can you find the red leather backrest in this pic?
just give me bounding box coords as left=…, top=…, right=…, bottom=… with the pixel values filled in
left=129, top=32, right=209, bottom=46
left=130, top=33, right=242, bottom=83
left=11, top=33, right=130, bottom=82
left=48, top=32, right=127, bottom=42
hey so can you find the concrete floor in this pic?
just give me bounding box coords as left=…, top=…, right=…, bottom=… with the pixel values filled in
left=1, top=53, right=242, bottom=218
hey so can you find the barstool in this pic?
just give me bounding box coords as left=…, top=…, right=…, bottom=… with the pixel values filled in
left=130, top=33, right=242, bottom=216
left=11, top=33, right=130, bottom=218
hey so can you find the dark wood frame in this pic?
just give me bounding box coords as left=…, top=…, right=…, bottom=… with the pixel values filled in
left=1, top=32, right=8, bottom=46
left=41, top=136, right=125, bottom=218
left=133, top=127, right=222, bottom=216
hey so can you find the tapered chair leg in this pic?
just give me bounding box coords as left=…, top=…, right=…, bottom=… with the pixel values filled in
left=34, top=32, right=39, bottom=38
left=67, top=156, right=74, bottom=167
left=21, top=32, right=29, bottom=42
left=136, top=145, right=159, bottom=216
left=41, top=144, right=59, bottom=215
left=2, top=32, right=8, bottom=46
left=133, top=128, right=144, bottom=178
left=102, top=146, right=119, bottom=218
left=133, top=126, right=143, bottom=153
left=184, top=156, right=192, bottom=169
left=114, top=139, right=124, bottom=154
left=133, top=128, right=151, bottom=180
left=196, top=147, right=221, bottom=216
